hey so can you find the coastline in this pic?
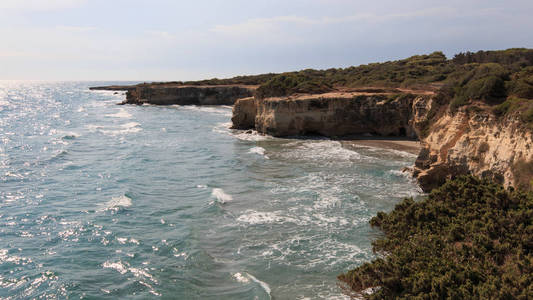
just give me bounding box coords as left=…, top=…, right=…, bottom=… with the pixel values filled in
left=340, top=138, right=421, bottom=155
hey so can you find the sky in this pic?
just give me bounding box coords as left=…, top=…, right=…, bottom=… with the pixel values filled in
left=0, top=0, right=532, bottom=81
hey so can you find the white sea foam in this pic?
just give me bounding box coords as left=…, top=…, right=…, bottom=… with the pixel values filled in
left=212, top=122, right=272, bottom=141
left=211, top=188, right=233, bottom=204
left=102, top=261, right=128, bottom=274
left=233, top=272, right=250, bottom=283
left=232, top=272, right=271, bottom=297
left=99, top=195, right=132, bottom=212
left=279, top=140, right=362, bottom=164
left=212, top=122, right=232, bottom=134
left=233, top=130, right=271, bottom=141
left=388, top=169, right=411, bottom=179
left=236, top=210, right=299, bottom=225
left=87, top=122, right=142, bottom=136
left=103, top=260, right=158, bottom=290
left=116, top=237, right=128, bottom=244
left=249, top=146, right=269, bottom=159
left=178, top=105, right=232, bottom=116
left=102, top=261, right=161, bottom=296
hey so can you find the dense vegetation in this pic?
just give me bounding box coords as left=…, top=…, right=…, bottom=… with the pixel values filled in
left=338, top=176, right=533, bottom=299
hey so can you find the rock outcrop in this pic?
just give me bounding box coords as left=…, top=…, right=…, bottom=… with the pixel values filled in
left=232, top=92, right=432, bottom=138
left=125, top=85, right=255, bottom=105
left=413, top=106, right=533, bottom=191
left=231, top=97, right=257, bottom=129
left=91, top=84, right=256, bottom=105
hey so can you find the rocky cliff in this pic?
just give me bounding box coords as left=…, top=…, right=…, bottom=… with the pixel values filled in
left=414, top=106, right=533, bottom=191
left=232, top=91, right=533, bottom=192
left=232, top=91, right=433, bottom=138
left=123, top=85, right=255, bottom=105
left=91, top=84, right=256, bottom=105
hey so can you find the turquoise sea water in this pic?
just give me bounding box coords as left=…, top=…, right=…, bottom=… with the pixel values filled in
left=0, top=81, right=421, bottom=299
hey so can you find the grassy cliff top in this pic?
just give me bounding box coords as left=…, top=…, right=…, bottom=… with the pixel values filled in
left=177, top=48, right=533, bottom=98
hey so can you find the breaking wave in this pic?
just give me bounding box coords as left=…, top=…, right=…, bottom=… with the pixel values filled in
left=211, top=188, right=233, bottom=204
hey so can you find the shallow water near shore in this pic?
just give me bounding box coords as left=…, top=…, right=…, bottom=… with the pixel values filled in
left=0, top=81, right=422, bottom=299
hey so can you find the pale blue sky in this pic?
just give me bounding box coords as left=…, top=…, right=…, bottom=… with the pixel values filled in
left=1, top=0, right=532, bottom=81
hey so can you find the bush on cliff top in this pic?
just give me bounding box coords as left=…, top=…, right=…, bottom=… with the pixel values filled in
left=255, top=73, right=333, bottom=99
left=338, top=176, right=533, bottom=299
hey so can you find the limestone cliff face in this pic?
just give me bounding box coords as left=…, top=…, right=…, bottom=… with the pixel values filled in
left=233, top=93, right=432, bottom=138
left=123, top=85, right=255, bottom=105
left=231, top=97, right=256, bottom=129
left=414, top=107, right=533, bottom=191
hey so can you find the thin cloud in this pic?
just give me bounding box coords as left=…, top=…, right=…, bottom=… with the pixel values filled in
left=55, top=25, right=96, bottom=32
left=211, top=7, right=457, bottom=37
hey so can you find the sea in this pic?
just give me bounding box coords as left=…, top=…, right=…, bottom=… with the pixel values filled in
left=0, top=81, right=422, bottom=299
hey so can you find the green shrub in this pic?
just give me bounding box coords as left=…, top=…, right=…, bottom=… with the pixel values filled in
left=513, top=159, right=533, bottom=191
left=522, top=106, right=533, bottom=123
left=508, top=67, right=533, bottom=98
left=449, top=94, right=469, bottom=111
left=255, top=73, right=332, bottom=98
left=339, top=176, right=533, bottom=299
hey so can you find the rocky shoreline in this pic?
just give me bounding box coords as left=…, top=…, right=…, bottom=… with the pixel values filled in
left=91, top=48, right=533, bottom=193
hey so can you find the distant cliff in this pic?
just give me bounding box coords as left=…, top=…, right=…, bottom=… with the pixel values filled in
left=91, top=84, right=256, bottom=105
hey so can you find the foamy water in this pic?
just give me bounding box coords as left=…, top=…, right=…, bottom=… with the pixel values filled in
left=211, top=188, right=233, bottom=204
left=0, top=81, right=421, bottom=299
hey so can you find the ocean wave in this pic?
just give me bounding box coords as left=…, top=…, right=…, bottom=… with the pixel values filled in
left=58, top=131, right=80, bottom=140
left=232, top=130, right=271, bottom=141
left=86, top=122, right=142, bottom=136
left=177, top=105, right=232, bottom=116
left=249, top=146, right=269, bottom=159
left=277, top=140, right=363, bottom=165
left=236, top=210, right=299, bottom=225
left=211, top=188, right=233, bottom=204
left=233, top=272, right=271, bottom=298
left=233, top=272, right=250, bottom=283
left=99, top=195, right=132, bottom=212
left=388, top=169, right=412, bottom=179
left=246, top=273, right=271, bottom=298
left=102, top=260, right=158, bottom=289
left=212, top=122, right=273, bottom=141
left=212, top=122, right=232, bottom=135
left=355, top=144, right=418, bottom=159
